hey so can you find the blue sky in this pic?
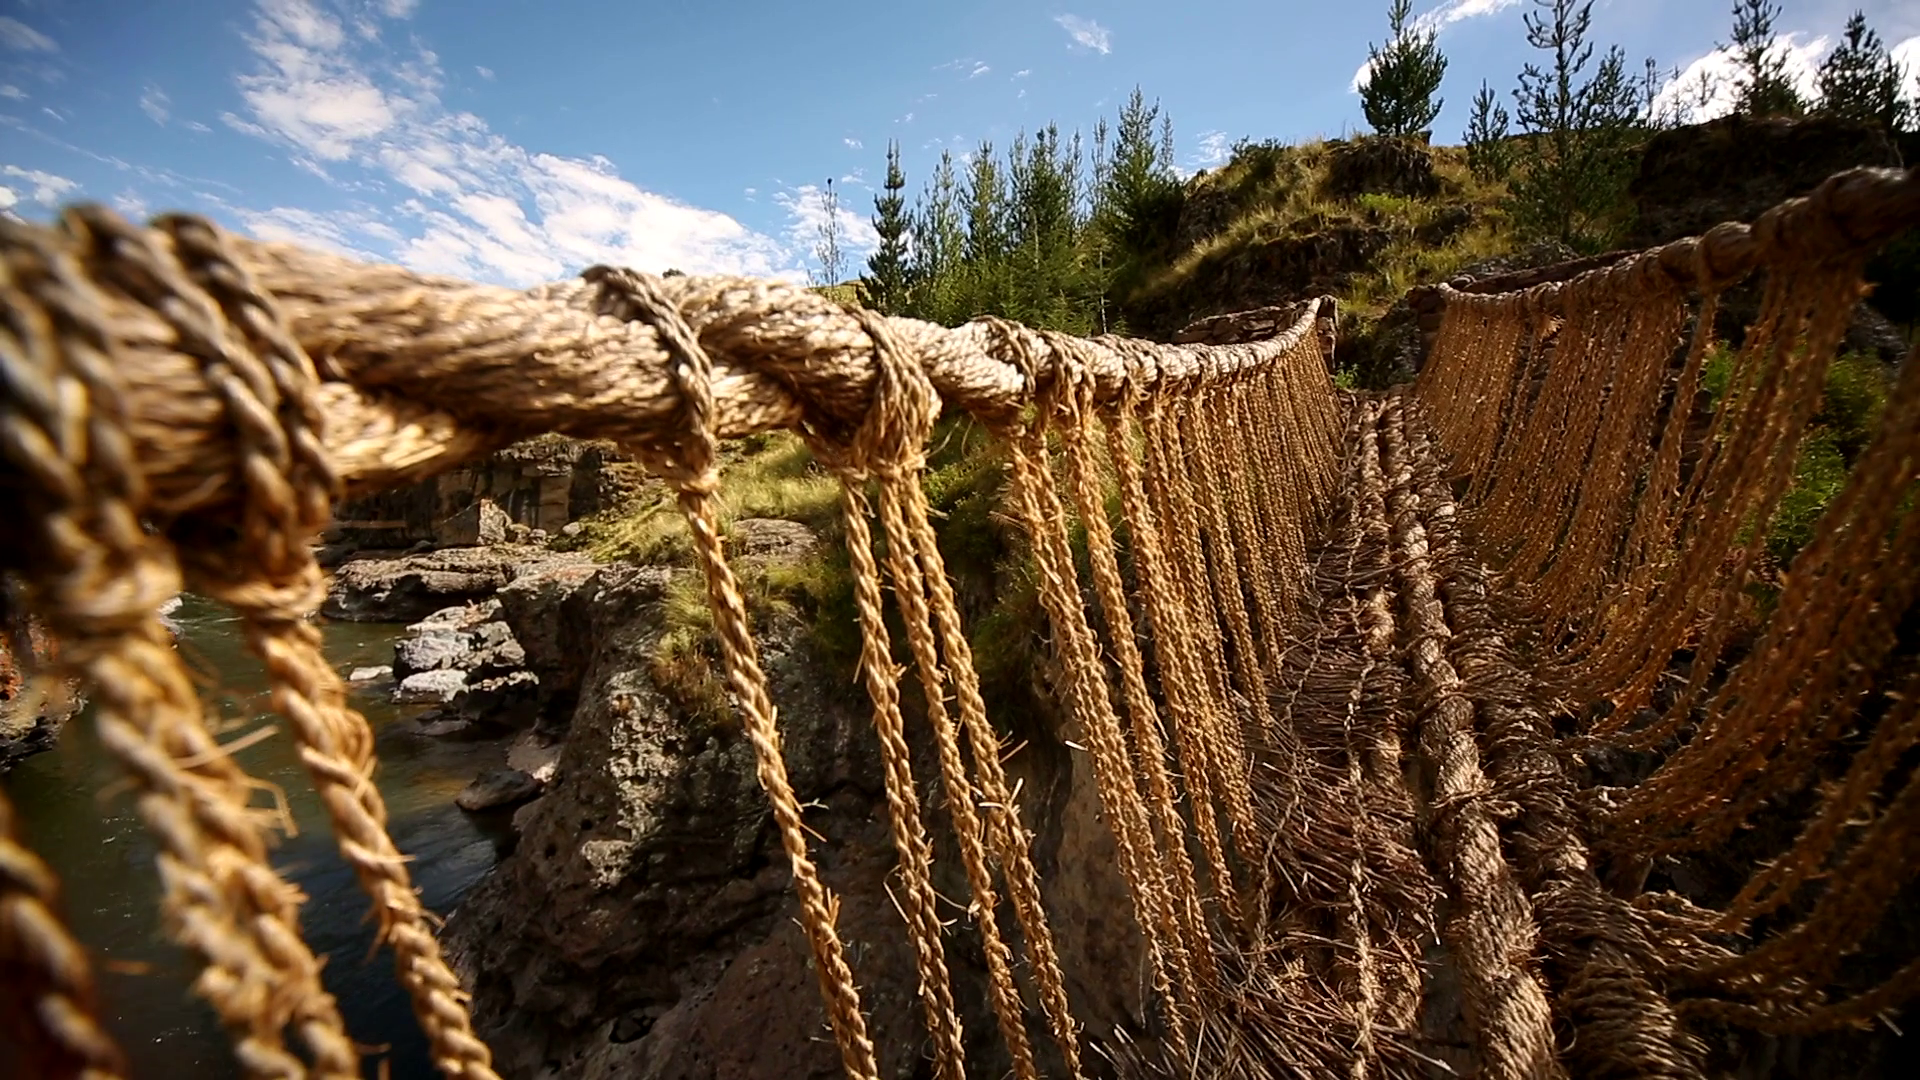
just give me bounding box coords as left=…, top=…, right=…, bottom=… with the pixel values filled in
left=4, top=0, right=1917, bottom=286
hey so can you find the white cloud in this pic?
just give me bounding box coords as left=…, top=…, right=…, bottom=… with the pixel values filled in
left=843, top=136, right=863, bottom=149
left=1014, top=69, right=1031, bottom=78
left=1895, top=36, right=1920, bottom=105
left=1650, top=33, right=1829, bottom=125
left=0, top=17, right=56, bottom=52
left=1055, top=14, right=1111, bottom=55
left=1416, top=0, right=1523, bottom=32
left=774, top=182, right=880, bottom=277
left=186, top=119, right=212, bottom=133
left=113, top=189, right=150, bottom=219
left=141, top=85, right=170, bottom=125
left=379, top=0, right=419, bottom=16
left=2, top=164, right=78, bottom=206
left=221, top=0, right=798, bottom=283
left=0, top=184, right=17, bottom=220
left=970, top=62, right=991, bottom=78
left=39, top=106, right=62, bottom=123
left=1190, top=130, right=1230, bottom=171
left=475, top=65, right=494, bottom=80
left=1351, top=0, right=1523, bottom=93
left=899, top=111, right=915, bottom=123
left=0, top=84, right=25, bottom=100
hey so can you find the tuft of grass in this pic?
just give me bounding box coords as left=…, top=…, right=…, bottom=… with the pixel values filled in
left=1699, top=345, right=1892, bottom=567
left=647, top=550, right=861, bottom=731
left=561, top=432, right=843, bottom=565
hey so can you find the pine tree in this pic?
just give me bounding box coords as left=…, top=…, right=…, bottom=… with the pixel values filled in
left=1816, top=11, right=1909, bottom=130
left=1509, top=0, right=1650, bottom=251
left=1464, top=79, right=1512, bottom=181
left=908, top=150, right=965, bottom=324
left=1727, top=0, right=1805, bottom=118
left=1359, top=0, right=1448, bottom=137
left=862, top=141, right=911, bottom=313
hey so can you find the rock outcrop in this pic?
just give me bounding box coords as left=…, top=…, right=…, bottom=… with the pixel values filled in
left=324, top=436, right=640, bottom=556
left=443, top=557, right=1150, bottom=1078
left=1629, top=114, right=1911, bottom=364
left=1627, top=114, right=1901, bottom=248
left=323, top=546, right=594, bottom=624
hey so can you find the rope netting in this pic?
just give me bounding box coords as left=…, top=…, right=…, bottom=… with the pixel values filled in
left=0, top=159, right=1915, bottom=1080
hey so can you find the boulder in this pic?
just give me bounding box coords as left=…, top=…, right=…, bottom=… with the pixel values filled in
left=348, top=665, right=393, bottom=684
left=456, top=671, right=542, bottom=727
left=395, top=628, right=477, bottom=679
left=395, top=668, right=469, bottom=705
left=727, top=518, right=820, bottom=562
left=443, top=498, right=510, bottom=547
left=442, top=568, right=1146, bottom=1080
left=456, top=768, right=543, bottom=813
left=1322, top=135, right=1441, bottom=200
left=496, top=562, right=669, bottom=729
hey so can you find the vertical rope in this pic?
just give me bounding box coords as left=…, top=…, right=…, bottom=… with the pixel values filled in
left=589, top=267, right=879, bottom=1080
left=147, top=213, right=499, bottom=1080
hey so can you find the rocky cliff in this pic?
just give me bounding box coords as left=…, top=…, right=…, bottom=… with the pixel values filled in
left=442, top=552, right=1151, bottom=1079
left=326, top=436, right=639, bottom=555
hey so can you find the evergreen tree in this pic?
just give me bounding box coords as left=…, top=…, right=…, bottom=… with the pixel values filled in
left=1509, top=0, right=1649, bottom=251
left=862, top=141, right=912, bottom=314
left=1099, top=90, right=1181, bottom=262
left=963, top=142, right=1012, bottom=317
left=964, top=143, right=1009, bottom=266
left=1464, top=79, right=1512, bottom=181
left=908, top=150, right=965, bottom=324
left=1816, top=11, right=1909, bottom=130
left=1727, top=0, right=1805, bottom=118
left=1007, top=124, right=1089, bottom=330
left=1359, top=0, right=1448, bottom=137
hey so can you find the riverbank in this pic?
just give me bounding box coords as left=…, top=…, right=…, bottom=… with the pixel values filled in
left=0, top=594, right=516, bottom=1080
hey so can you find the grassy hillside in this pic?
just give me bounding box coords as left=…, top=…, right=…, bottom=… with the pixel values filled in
left=1128, top=138, right=1513, bottom=337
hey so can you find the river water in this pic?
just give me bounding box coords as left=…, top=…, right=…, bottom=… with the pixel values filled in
left=2, top=595, right=514, bottom=1079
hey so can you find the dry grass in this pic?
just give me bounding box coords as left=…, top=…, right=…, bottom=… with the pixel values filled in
left=562, top=432, right=842, bottom=565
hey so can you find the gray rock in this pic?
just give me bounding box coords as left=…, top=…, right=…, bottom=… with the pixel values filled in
left=394, top=668, right=468, bottom=704
left=408, top=600, right=502, bottom=634
left=455, top=768, right=542, bottom=812
left=507, top=733, right=563, bottom=785
left=324, top=548, right=590, bottom=624
left=443, top=498, right=510, bottom=547
left=348, top=665, right=392, bottom=683
left=417, top=717, right=475, bottom=738
left=394, top=629, right=476, bottom=679
left=441, top=570, right=1146, bottom=1080
left=455, top=671, right=541, bottom=727
left=728, top=518, right=821, bottom=562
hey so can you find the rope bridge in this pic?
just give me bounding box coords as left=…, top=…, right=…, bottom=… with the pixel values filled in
left=0, top=161, right=1915, bottom=1079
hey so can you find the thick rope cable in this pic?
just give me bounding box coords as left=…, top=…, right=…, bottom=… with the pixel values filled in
left=127, top=210, right=498, bottom=1080
left=5, top=203, right=360, bottom=1080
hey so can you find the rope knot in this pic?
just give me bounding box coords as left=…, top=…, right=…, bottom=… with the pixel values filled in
left=583, top=265, right=721, bottom=495
left=806, top=308, right=937, bottom=483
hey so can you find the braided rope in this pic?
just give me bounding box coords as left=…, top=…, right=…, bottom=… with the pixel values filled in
left=590, top=267, right=882, bottom=1080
